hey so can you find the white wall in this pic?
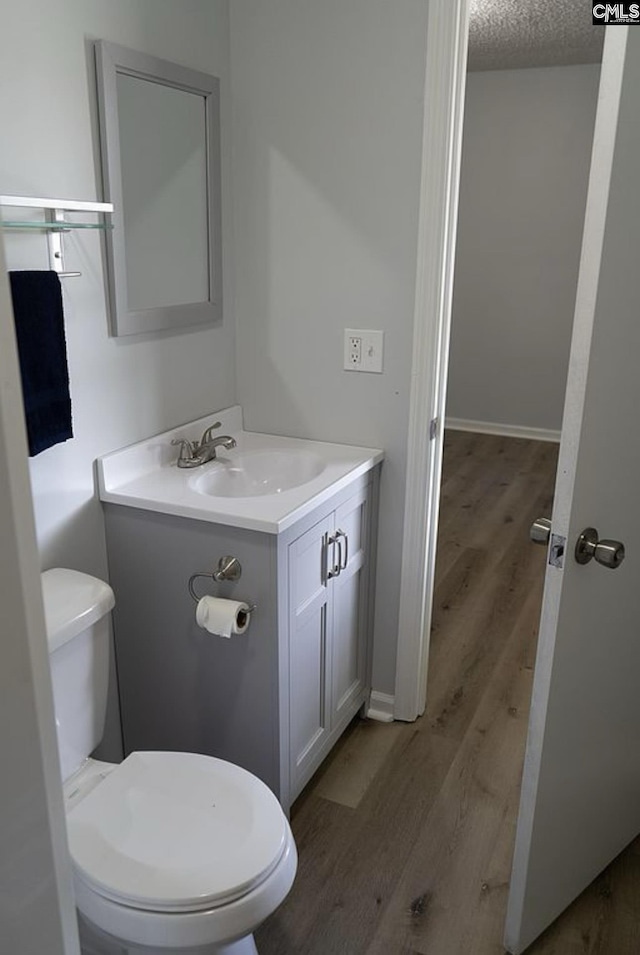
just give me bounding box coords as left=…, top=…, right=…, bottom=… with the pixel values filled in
left=0, top=0, right=235, bottom=574
left=230, top=0, right=430, bottom=695
left=0, top=0, right=234, bottom=757
left=447, top=64, right=600, bottom=433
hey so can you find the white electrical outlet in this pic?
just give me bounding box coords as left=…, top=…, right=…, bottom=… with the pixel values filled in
left=344, top=329, right=384, bottom=373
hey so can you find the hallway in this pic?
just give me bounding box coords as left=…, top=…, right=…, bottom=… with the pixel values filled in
left=257, top=431, right=640, bottom=954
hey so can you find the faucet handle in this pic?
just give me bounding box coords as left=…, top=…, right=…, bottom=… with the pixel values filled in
left=201, top=421, right=222, bottom=445
left=171, top=437, right=195, bottom=464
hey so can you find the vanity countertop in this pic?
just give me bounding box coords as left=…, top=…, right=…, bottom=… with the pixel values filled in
left=97, top=406, right=383, bottom=534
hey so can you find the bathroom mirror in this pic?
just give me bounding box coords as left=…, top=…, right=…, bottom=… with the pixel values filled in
left=95, top=41, right=222, bottom=336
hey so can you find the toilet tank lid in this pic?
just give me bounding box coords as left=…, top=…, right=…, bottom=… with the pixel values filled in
left=42, top=569, right=115, bottom=654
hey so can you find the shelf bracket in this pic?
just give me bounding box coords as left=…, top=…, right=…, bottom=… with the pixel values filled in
left=46, top=209, right=81, bottom=278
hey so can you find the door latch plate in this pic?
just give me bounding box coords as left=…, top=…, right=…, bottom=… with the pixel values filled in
left=549, top=534, right=566, bottom=568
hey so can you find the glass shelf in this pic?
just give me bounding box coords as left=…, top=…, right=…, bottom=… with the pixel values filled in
left=1, top=220, right=112, bottom=231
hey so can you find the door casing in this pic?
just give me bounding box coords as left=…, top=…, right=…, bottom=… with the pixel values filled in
left=394, top=0, right=471, bottom=720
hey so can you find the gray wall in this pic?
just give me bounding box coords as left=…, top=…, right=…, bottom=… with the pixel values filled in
left=0, top=0, right=236, bottom=580
left=447, top=64, right=601, bottom=434
left=230, top=0, right=429, bottom=696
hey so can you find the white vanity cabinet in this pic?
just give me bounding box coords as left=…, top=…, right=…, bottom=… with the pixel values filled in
left=102, top=464, right=379, bottom=812
left=288, top=484, right=371, bottom=799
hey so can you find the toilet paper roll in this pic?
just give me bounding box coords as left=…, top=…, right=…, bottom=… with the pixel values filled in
left=195, top=596, right=252, bottom=638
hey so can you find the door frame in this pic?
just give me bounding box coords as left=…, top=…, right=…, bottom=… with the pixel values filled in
left=394, top=0, right=471, bottom=720
left=0, top=233, right=80, bottom=953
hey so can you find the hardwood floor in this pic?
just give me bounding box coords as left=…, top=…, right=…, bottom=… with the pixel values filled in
left=256, top=431, right=640, bottom=955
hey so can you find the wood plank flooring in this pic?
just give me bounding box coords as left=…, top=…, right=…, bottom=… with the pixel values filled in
left=255, top=431, right=640, bottom=955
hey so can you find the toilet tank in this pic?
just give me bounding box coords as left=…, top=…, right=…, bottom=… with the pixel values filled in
left=42, top=569, right=115, bottom=781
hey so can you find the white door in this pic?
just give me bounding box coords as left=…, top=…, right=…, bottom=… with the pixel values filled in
left=505, top=26, right=640, bottom=953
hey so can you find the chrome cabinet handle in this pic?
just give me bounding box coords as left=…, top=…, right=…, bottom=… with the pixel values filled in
left=336, top=529, right=348, bottom=571
left=328, top=535, right=342, bottom=579
left=324, top=532, right=342, bottom=581
left=323, top=530, right=349, bottom=582
left=323, top=532, right=330, bottom=583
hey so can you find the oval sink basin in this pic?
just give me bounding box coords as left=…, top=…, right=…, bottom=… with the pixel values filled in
left=189, top=449, right=326, bottom=498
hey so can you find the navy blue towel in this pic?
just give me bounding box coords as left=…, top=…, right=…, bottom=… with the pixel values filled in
left=9, top=271, right=73, bottom=457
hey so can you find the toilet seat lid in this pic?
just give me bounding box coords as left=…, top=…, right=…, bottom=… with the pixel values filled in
left=66, top=752, right=288, bottom=913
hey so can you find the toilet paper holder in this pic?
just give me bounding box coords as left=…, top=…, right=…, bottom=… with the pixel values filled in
left=188, top=556, right=257, bottom=612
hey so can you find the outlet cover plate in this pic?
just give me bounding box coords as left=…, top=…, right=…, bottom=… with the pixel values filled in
left=344, top=328, right=384, bottom=373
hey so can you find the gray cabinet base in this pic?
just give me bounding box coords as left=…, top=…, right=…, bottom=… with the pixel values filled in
left=103, top=467, right=379, bottom=812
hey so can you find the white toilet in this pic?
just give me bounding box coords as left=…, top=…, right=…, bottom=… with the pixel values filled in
left=42, top=568, right=297, bottom=955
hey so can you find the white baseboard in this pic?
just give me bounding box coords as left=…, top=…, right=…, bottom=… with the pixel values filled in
left=366, top=691, right=395, bottom=723
left=445, top=417, right=561, bottom=443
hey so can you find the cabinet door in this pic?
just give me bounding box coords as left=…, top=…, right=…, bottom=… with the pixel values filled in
left=288, top=515, right=333, bottom=792
left=331, top=486, right=369, bottom=727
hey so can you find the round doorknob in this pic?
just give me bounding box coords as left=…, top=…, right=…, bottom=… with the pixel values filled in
left=530, top=517, right=552, bottom=545
left=575, top=527, right=625, bottom=570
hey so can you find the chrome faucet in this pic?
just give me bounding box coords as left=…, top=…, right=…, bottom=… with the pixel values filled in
left=171, top=421, right=237, bottom=469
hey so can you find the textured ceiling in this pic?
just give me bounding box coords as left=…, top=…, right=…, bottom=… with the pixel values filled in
left=468, top=0, right=604, bottom=71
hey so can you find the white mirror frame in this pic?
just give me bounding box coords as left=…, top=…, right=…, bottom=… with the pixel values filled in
left=95, top=41, right=222, bottom=337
